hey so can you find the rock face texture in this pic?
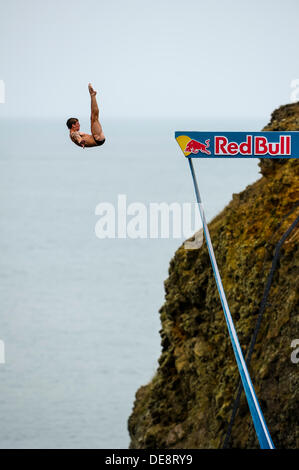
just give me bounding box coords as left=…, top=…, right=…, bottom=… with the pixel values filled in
left=128, top=103, right=299, bottom=449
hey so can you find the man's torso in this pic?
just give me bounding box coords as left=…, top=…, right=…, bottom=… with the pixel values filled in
left=70, top=131, right=98, bottom=147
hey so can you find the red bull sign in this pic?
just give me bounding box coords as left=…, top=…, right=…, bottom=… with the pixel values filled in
left=175, top=132, right=299, bottom=158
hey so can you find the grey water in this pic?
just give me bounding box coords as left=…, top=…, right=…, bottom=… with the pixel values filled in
left=0, top=116, right=266, bottom=448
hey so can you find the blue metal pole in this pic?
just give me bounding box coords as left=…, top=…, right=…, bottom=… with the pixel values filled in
left=187, top=158, right=274, bottom=449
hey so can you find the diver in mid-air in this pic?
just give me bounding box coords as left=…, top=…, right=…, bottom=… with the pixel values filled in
left=66, top=83, right=105, bottom=149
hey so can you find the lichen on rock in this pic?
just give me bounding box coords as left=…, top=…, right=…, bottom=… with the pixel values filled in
left=128, top=103, right=299, bottom=449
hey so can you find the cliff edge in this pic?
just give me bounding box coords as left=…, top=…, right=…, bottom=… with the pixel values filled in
left=128, top=102, right=299, bottom=449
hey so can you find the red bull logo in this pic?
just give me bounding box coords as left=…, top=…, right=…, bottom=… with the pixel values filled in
left=184, top=139, right=211, bottom=155
left=175, top=132, right=296, bottom=158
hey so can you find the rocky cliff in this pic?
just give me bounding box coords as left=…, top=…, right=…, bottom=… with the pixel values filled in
left=128, top=102, right=299, bottom=449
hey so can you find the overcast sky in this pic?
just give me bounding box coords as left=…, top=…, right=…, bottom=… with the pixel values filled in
left=0, top=0, right=298, bottom=119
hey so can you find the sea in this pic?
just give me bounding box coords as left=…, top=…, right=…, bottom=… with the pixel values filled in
left=0, top=116, right=266, bottom=448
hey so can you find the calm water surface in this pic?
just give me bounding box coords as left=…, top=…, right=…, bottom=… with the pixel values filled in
left=0, top=117, right=265, bottom=448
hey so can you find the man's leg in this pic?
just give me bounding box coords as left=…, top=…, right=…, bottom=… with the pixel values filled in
left=89, top=83, right=105, bottom=142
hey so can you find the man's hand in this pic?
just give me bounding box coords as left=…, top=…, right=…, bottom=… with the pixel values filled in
left=80, top=139, right=86, bottom=148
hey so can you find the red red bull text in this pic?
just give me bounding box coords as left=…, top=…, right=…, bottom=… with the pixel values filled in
left=214, top=135, right=291, bottom=156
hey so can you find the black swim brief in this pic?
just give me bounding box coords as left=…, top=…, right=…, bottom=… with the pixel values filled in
left=95, top=138, right=106, bottom=146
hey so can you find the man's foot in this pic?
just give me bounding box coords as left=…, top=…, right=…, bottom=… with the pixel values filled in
left=88, top=83, right=97, bottom=96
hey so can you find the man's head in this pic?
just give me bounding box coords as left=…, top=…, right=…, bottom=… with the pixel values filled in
left=66, top=117, right=80, bottom=131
